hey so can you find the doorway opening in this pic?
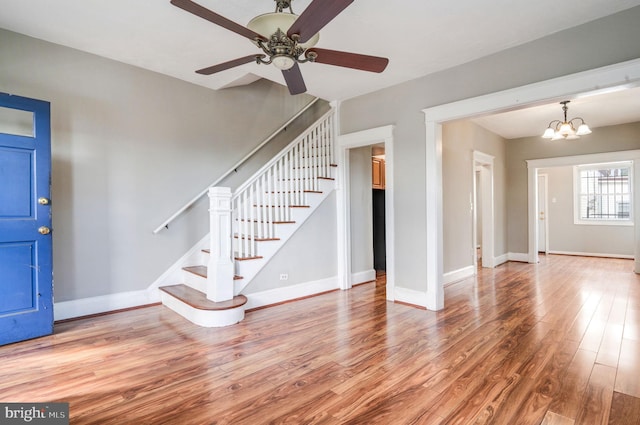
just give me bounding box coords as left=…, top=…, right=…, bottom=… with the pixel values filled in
left=337, top=125, right=395, bottom=300
left=472, top=151, right=495, bottom=269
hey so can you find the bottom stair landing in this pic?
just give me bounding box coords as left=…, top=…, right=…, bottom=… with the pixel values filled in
left=160, top=284, right=247, bottom=327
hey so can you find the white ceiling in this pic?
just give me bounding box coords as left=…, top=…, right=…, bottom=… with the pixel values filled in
left=471, top=87, right=640, bottom=139
left=2, top=0, right=640, bottom=102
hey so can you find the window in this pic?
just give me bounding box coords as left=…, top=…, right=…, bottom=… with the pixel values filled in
left=574, top=161, right=633, bottom=225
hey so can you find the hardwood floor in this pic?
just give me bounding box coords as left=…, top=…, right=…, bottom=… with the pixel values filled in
left=1, top=255, right=639, bottom=424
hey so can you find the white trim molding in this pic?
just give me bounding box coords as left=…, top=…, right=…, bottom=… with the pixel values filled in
left=351, top=269, right=377, bottom=286
left=507, top=252, right=530, bottom=262
left=242, top=276, right=339, bottom=310
left=443, top=265, right=476, bottom=286
left=548, top=250, right=634, bottom=260
left=394, top=286, right=429, bottom=309
left=55, top=289, right=160, bottom=321
left=337, top=124, right=396, bottom=301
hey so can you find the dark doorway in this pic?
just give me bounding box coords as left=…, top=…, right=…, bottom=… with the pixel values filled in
left=372, top=188, right=386, bottom=271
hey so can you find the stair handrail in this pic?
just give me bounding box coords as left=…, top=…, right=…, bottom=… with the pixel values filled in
left=232, top=107, right=335, bottom=199
left=152, top=97, right=321, bottom=234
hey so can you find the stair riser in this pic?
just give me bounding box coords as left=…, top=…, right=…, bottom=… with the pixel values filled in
left=160, top=292, right=245, bottom=327
left=184, top=272, right=207, bottom=292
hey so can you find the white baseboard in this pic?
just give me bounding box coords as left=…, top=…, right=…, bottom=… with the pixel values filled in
left=443, top=265, right=475, bottom=285
left=494, top=253, right=509, bottom=266
left=508, top=252, right=530, bottom=262
left=352, top=269, right=376, bottom=286
left=548, top=250, right=634, bottom=260
left=243, top=276, right=339, bottom=310
left=54, top=289, right=160, bottom=321
left=393, top=286, right=428, bottom=309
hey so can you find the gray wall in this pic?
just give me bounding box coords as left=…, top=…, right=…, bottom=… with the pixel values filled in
left=244, top=192, right=338, bottom=293
left=539, top=166, right=634, bottom=256
left=340, top=7, right=640, bottom=292
left=442, top=120, right=507, bottom=273
left=349, top=146, right=374, bottom=275
left=507, top=121, right=640, bottom=254
left=0, top=29, right=324, bottom=302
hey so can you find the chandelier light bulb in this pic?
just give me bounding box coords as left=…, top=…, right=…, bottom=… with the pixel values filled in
left=576, top=123, right=592, bottom=136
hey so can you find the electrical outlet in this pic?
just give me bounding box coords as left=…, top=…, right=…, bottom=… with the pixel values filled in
left=279, top=273, right=288, bottom=281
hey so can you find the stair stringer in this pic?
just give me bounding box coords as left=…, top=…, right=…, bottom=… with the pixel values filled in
left=233, top=178, right=336, bottom=294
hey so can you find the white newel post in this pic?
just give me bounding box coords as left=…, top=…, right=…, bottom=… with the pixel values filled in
left=207, top=187, right=234, bottom=302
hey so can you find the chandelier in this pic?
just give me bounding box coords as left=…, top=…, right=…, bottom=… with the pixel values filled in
left=542, top=101, right=592, bottom=140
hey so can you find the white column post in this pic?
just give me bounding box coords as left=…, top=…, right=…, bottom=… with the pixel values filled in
left=207, top=187, right=234, bottom=302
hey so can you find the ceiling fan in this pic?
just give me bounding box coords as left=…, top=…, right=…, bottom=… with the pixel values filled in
left=170, top=0, right=389, bottom=95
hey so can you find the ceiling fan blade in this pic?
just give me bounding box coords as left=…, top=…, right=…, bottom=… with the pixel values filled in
left=170, top=0, right=267, bottom=42
left=306, top=48, right=389, bottom=73
left=287, top=0, right=354, bottom=44
left=196, top=55, right=264, bottom=75
left=282, top=63, right=307, bottom=95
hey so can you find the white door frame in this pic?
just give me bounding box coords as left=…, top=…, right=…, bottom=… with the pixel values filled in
left=423, top=58, right=640, bottom=311
left=337, top=125, right=395, bottom=299
left=474, top=151, right=495, bottom=268
left=537, top=173, right=549, bottom=254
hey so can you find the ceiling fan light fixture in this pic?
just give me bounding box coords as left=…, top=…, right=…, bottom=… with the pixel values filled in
left=272, top=54, right=296, bottom=70
left=247, top=13, right=319, bottom=49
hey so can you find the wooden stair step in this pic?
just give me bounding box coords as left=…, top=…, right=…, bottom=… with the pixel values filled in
left=236, top=219, right=296, bottom=224
left=235, top=255, right=263, bottom=261
left=233, top=234, right=280, bottom=241
left=252, top=204, right=310, bottom=208
left=185, top=263, right=242, bottom=280
left=160, top=284, right=247, bottom=311
left=267, top=190, right=322, bottom=194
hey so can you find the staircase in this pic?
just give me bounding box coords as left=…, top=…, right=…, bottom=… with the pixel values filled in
left=159, top=109, right=337, bottom=327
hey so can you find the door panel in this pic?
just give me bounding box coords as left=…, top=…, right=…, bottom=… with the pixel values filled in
left=0, top=93, right=52, bottom=346
left=0, top=147, right=34, bottom=217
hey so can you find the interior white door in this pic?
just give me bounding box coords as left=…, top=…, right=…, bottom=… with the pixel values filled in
left=537, top=174, right=548, bottom=253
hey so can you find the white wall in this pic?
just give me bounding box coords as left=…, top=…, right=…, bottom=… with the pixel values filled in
left=0, top=28, right=324, bottom=302
left=340, top=7, right=640, bottom=293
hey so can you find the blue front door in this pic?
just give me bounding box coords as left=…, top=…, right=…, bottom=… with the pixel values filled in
left=0, top=93, right=53, bottom=345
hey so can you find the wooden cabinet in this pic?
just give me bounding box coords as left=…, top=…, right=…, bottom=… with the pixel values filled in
left=372, top=157, right=385, bottom=189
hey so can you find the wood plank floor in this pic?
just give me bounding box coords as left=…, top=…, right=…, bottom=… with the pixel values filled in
left=1, top=254, right=640, bottom=424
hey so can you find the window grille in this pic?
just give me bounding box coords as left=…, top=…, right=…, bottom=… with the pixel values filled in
left=574, top=162, right=633, bottom=225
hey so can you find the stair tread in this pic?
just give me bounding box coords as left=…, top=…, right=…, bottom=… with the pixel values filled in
left=233, top=235, right=280, bottom=241
left=160, top=284, right=247, bottom=311
left=237, top=219, right=296, bottom=224
left=252, top=204, right=309, bottom=208
left=184, top=264, right=242, bottom=280
left=268, top=190, right=322, bottom=194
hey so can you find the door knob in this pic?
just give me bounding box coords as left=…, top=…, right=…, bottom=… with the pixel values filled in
left=38, top=226, right=51, bottom=235
left=38, top=197, right=50, bottom=205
